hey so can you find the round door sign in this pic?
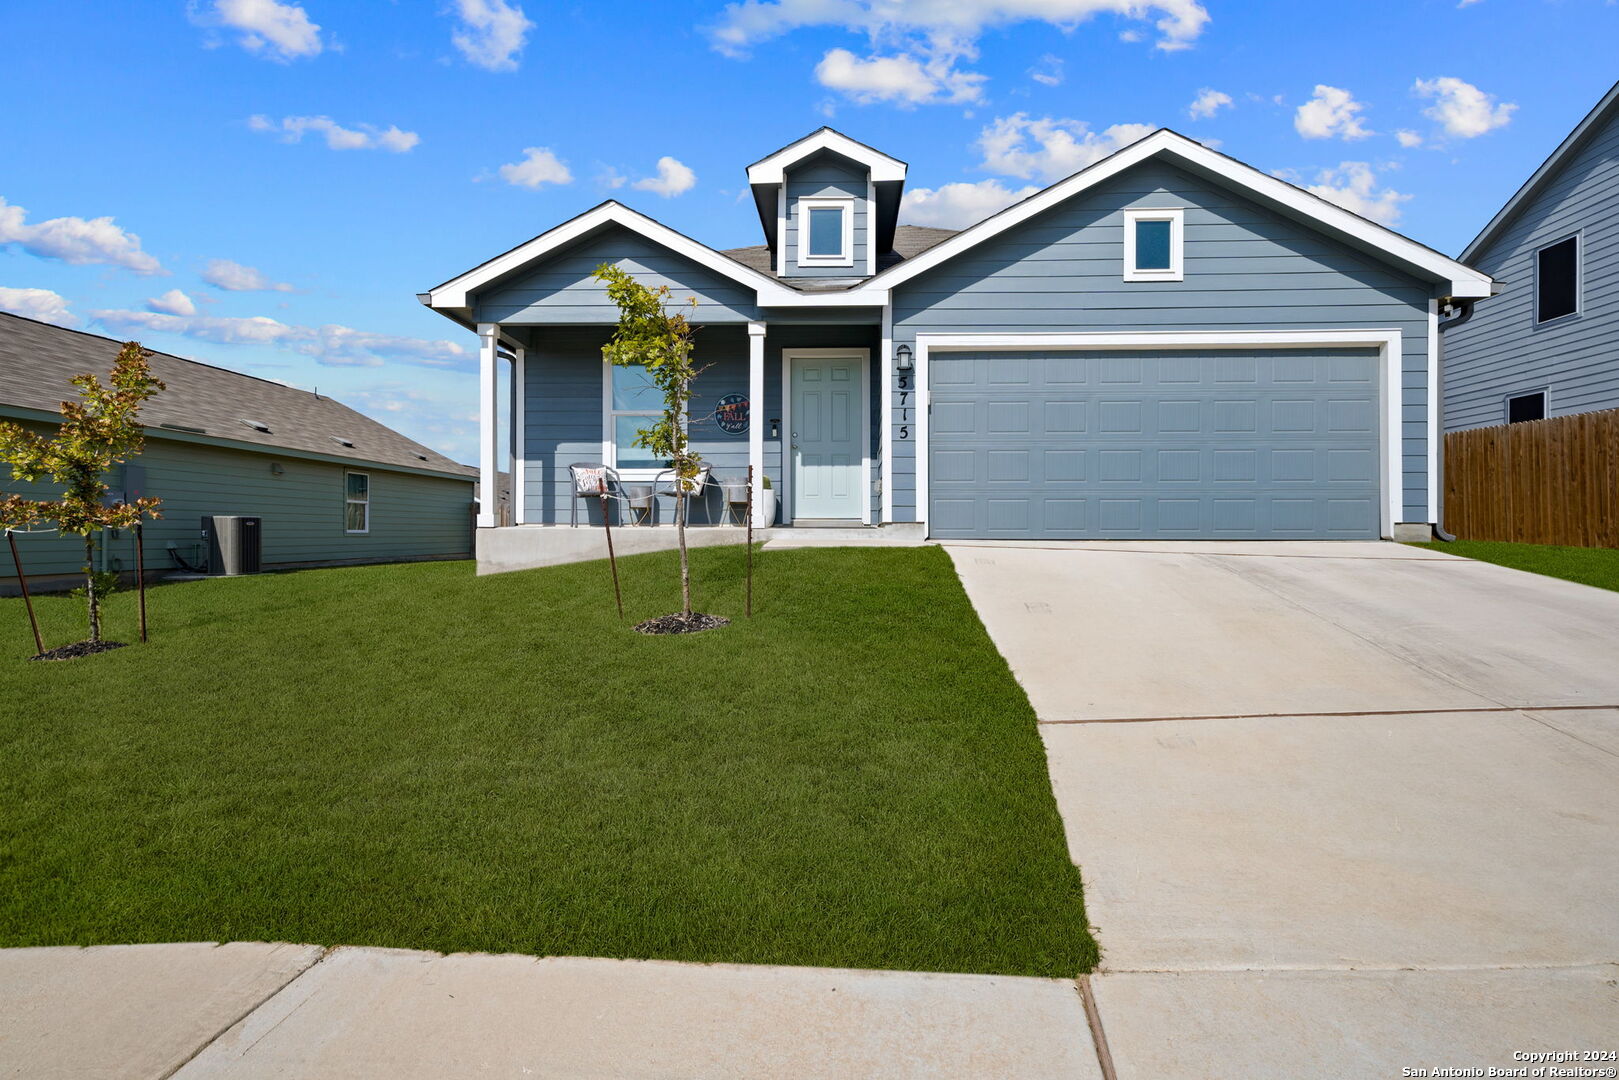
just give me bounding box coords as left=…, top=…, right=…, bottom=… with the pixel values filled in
left=714, top=393, right=749, bottom=435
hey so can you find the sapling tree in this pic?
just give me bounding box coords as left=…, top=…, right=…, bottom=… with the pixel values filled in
left=0, top=342, right=164, bottom=643
left=592, top=264, right=707, bottom=618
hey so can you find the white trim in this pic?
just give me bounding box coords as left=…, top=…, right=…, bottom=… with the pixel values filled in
left=477, top=323, right=500, bottom=529
left=513, top=345, right=526, bottom=524
left=866, top=179, right=877, bottom=277
left=775, top=188, right=786, bottom=276
left=1533, top=231, right=1582, bottom=325
left=781, top=348, right=873, bottom=525
left=1504, top=388, right=1550, bottom=424
left=1122, top=207, right=1184, bottom=282
left=796, top=196, right=855, bottom=267
left=344, top=469, right=371, bottom=535
left=748, top=321, right=766, bottom=518
left=1426, top=300, right=1439, bottom=524
left=880, top=306, right=893, bottom=524
left=912, top=329, right=1405, bottom=540
left=875, top=130, right=1492, bottom=298
left=747, top=128, right=906, bottom=185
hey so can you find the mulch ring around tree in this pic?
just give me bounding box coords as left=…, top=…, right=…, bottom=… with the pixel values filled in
left=29, top=640, right=129, bottom=662
left=633, top=612, right=731, bottom=635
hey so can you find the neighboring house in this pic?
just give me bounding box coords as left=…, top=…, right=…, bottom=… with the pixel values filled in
left=0, top=312, right=476, bottom=588
left=1446, top=79, right=1619, bottom=429
left=422, top=126, right=1490, bottom=561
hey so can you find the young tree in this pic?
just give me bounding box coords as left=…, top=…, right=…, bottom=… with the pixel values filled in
left=0, top=342, right=164, bottom=643
left=592, top=264, right=705, bottom=618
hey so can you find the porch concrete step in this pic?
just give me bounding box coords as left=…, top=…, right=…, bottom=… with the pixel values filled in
left=765, top=524, right=926, bottom=548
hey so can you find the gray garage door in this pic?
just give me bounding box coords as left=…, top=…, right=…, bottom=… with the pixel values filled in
left=928, top=348, right=1382, bottom=540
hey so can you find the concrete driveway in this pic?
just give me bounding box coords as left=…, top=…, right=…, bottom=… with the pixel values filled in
left=949, top=540, right=1619, bottom=1079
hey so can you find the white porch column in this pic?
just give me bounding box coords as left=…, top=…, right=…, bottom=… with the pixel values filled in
left=747, top=321, right=766, bottom=519
left=511, top=344, right=526, bottom=525
left=477, top=322, right=500, bottom=528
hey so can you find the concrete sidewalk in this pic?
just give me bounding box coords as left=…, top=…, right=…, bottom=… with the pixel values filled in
left=0, top=943, right=1103, bottom=1079
left=949, top=541, right=1619, bottom=1078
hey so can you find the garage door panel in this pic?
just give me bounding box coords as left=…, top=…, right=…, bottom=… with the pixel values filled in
left=929, top=348, right=1381, bottom=540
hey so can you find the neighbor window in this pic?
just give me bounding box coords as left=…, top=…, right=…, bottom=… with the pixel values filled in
left=607, top=363, right=664, bottom=471
left=1536, top=235, right=1580, bottom=323
left=1506, top=391, right=1547, bottom=424
left=345, top=471, right=369, bottom=534
left=1123, top=207, right=1184, bottom=282
left=796, top=196, right=854, bottom=266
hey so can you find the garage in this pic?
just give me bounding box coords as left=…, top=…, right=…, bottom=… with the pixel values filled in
left=926, top=347, right=1384, bottom=540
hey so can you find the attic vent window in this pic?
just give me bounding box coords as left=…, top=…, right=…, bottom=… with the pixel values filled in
left=796, top=196, right=854, bottom=267
left=240, top=418, right=272, bottom=433
left=331, top=436, right=355, bottom=448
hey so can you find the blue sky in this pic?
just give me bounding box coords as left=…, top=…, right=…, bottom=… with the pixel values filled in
left=1, top=0, right=1614, bottom=464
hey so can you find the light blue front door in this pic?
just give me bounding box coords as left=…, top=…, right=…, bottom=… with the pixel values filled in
left=790, top=356, right=864, bottom=519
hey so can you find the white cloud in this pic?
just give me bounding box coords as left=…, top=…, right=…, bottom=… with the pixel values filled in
left=0, top=286, right=79, bottom=327
left=0, top=196, right=163, bottom=274
left=449, top=0, right=533, bottom=72
left=977, top=114, right=1155, bottom=182
left=1294, top=84, right=1373, bottom=140
left=497, top=147, right=573, bottom=189
left=1395, top=129, right=1423, bottom=148
left=814, top=45, right=985, bottom=105
left=146, top=289, right=197, bottom=316
left=900, top=179, right=1040, bottom=228
left=1029, top=54, right=1064, bottom=87
left=1457, top=0, right=1483, bottom=6
left=1301, top=161, right=1410, bottom=226
left=708, top=0, right=1211, bottom=58
left=193, top=0, right=324, bottom=62
left=631, top=157, right=697, bottom=198
left=1414, top=76, right=1516, bottom=138
left=201, top=258, right=295, bottom=292
left=90, top=309, right=469, bottom=368
left=1187, top=88, right=1232, bottom=120
left=247, top=114, right=420, bottom=152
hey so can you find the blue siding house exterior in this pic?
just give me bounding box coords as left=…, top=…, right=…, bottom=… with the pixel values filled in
left=423, top=127, right=1490, bottom=568
left=1445, top=79, right=1619, bottom=430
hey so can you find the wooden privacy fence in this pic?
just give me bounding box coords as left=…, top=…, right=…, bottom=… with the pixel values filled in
left=1444, top=407, right=1619, bottom=548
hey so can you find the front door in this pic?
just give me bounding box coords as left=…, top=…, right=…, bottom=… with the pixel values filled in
left=790, top=355, right=864, bottom=520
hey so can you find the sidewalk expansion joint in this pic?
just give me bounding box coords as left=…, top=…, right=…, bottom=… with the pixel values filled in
left=1039, top=703, right=1619, bottom=726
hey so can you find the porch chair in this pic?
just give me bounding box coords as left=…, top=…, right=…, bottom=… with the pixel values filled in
left=652, top=462, right=712, bottom=526
left=568, top=463, right=622, bottom=527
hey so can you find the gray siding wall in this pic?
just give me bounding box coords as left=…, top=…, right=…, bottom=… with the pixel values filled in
left=2, top=426, right=473, bottom=582
left=475, top=224, right=758, bottom=324
left=783, top=152, right=869, bottom=279
left=1445, top=108, right=1619, bottom=429
left=890, top=160, right=1437, bottom=524
left=520, top=325, right=878, bottom=524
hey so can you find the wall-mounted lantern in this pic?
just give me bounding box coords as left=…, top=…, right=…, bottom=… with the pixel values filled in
left=769, top=418, right=781, bottom=439
left=895, top=344, right=914, bottom=372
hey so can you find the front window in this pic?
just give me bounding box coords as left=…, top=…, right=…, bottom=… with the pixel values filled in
left=1536, top=235, right=1579, bottom=323
left=608, top=364, right=663, bottom=471
left=1123, top=207, right=1184, bottom=282
left=345, top=471, right=369, bottom=533
left=796, top=197, right=853, bottom=266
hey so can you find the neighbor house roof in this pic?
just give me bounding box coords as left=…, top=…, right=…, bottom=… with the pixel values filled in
left=1461, top=78, right=1619, bottom=263
left=0, top=311, right=474, bottom=479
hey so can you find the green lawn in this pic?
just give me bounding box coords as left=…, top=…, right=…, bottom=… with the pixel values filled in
left=0, top=545, right=1096, bottom=977
left=1412, top=539, right=1619, bottom=593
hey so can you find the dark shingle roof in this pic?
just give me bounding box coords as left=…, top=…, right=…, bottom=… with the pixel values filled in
left=719, top=224, right=960, bottom=288
left=0, top=312, right=474, bottom=478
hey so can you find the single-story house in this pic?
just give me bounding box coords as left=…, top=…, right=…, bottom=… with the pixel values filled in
left=0, top=311, right=476, bottom=589
left=1444, top=78, right=1619, bottom=429
left=421, top=126, right=1491, bottom=567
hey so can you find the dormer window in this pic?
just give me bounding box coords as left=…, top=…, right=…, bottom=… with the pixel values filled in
left=797, top=196, right=854, bottom=267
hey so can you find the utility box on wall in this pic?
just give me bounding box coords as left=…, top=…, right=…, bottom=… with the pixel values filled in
left=201, top=515, right=262, bottom=575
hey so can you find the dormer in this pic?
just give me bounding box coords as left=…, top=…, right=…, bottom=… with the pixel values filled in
left=746, top=128, right=907, bottom=281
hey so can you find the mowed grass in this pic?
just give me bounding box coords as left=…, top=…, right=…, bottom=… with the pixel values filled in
left=0, top=545, right=1096, bottom=976
left=1412, top=539, right=1619, bottom=593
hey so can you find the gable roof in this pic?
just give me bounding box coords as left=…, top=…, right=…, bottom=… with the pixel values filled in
left=746, top=127, right=907, bottom=185
left=870, top=128, right=1493, bottom=298
left=1461, top=78, right=1619, bottom=264
left=0, top=311, right=474, bottom=479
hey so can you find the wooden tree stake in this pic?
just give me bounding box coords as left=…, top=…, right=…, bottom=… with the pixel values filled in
left=600, top=480, right=624, bottom=620
left=7, top=530, right=44, bottom=657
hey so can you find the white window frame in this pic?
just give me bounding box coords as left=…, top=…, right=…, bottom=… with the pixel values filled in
left=601, top=363, right=682, bottom=480
left=344, top=471, right=370, bottom=535
left=796, top=196, right=855, bottom=268
left=1123, top=207, right=1184, bottom=282
left=1504, top=388, right=1549, bottom=425
left=1533, top=232, right=1581, bottom=325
